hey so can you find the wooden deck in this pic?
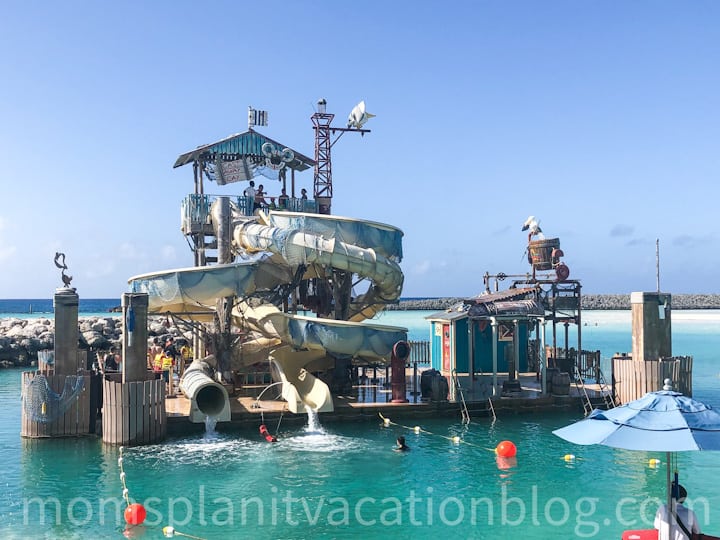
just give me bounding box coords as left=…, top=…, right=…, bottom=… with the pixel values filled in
left=164, top=371, right=611, bottom=434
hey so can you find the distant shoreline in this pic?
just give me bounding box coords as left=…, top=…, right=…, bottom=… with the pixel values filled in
left=387, top=294, right=720, bottom=311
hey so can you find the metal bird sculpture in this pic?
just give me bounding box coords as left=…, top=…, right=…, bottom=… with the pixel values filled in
left=54, top=252, right=73, bottom=289
left=54, top=252, right=67, bottom=270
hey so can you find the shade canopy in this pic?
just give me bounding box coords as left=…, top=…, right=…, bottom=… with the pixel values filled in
left=553, top=390, right=720, bottom=452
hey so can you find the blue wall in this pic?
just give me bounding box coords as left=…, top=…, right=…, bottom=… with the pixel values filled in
left=430, top=317, right=531, bottom=373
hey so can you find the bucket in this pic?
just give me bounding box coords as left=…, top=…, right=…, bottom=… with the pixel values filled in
left=552, top=371, right=571, bottom=396
left=529, top=238, right=560, bottom=270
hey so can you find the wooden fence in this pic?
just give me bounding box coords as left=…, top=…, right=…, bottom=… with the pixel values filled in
left=21, top=372, right=91, bottom=438
left=612, top=356, right=693, bottom=404
left=102, top=378, right=166, bottom=446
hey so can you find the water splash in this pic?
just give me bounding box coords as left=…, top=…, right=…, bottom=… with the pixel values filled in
left=204, top=415, right=218, bottom=434
left=304, top=405, right=324, bottom=434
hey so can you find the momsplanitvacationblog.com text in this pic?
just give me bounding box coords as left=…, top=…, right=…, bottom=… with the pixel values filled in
left=23, top=485, right=710, bottom=536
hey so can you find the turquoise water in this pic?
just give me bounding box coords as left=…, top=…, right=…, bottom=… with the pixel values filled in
left=2, top=310, right=720, bottom=539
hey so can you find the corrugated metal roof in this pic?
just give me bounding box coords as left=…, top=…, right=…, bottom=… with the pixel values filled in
left=173, top=129, right=315, bottom=171
left=424, top=287, right=544, bottom=322
left=466, top=287, right=538, bottom=305
left=424, top=310, right=468, bottom=322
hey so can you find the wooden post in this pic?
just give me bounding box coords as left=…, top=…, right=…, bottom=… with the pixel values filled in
left=21, top=372, right=91, bottom=438
left=54, top=289, right=79, bottom=376
left=122, top=293, right=149, bottom=383
left=631, top=292, right=672, bottom=364
left=102, top=378, right=166, bottom=446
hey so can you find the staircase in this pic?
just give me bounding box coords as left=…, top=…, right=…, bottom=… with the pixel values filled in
left=451, top=370, right=471, bottom=425
left=597, top=368, right=618, bottom=409
left=574, top=365, right=618, bottom=415
left=574, top=365, right=594, bottom=416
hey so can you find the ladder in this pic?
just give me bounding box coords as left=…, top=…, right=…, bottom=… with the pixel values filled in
left=597, top=368, right=618, bottom=409
left=451, top=370, right=471, bottom=425
left=574, top=365, right=594, bottom=416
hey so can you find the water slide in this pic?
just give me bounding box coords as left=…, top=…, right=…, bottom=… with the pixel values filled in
left=128, top=201, right=407, bottom=413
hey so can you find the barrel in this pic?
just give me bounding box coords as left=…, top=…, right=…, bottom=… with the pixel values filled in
left=529, top=238, right=560, bottom=270
left=431, top=374, right=449, bottom=402
left=552, top=371, right=571, bottom=396
left=545, top=367, right=560, bottom=394
left=421, top=369, right=439, bottom=399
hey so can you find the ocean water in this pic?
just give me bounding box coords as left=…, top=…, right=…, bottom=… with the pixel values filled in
left=1, top=310, right=720, bottom=539
left=0, top=299, right=119, bottom=318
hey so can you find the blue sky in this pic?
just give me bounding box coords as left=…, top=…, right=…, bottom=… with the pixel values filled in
left=1, top=1, right=718, bottom=299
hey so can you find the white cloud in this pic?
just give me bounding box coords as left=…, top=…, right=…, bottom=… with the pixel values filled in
left=161, top=245, right=177, bottom=262
left=413, top=260, right=431, bottom=274
left=118, top=242, right=145, bottom=260
left=0, top=245, right=17, bottom=262
left=85, top=260, right=116, bottom=279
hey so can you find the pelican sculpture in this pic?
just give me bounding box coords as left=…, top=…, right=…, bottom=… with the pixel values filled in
left=347, top=101, right=375, bottom=129
left=521, top=216, right=544, bottom=242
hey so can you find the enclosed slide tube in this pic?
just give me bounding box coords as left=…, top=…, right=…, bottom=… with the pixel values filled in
left=129, top=209, right=407, bottom=413
left=180, top=360, right=231, bottom=423
left=234, top=211, right=404, bottom=322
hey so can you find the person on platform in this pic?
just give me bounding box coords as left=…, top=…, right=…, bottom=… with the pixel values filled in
left=164, top=337, right=179, bottom=364
left=278, top=188, right=290, bottom=209
left=148, top=337, right=163, bottom=370
left=654, top=483, right=701, bottom=540
left=255, top=184, right=268, bottom=209
left=246, top=180, right=257, bottom=210
left=103, top=349, right=119, bottom=372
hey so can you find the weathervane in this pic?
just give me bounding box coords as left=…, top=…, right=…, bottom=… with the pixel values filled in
left=53, top=252, right=74, bottom=289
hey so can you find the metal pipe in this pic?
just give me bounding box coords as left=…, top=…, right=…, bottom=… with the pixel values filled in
left=180, top=361, right=231, bottom=422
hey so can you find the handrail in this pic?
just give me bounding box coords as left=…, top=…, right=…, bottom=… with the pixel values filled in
left=451, top=369, right=470, bottom=425
left=597, top=368, right=617, bottom=408
left=574, top=365, right=593, bottom=416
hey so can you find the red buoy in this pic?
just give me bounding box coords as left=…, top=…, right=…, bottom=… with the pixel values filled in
left=495, top=440, right=517, bottom=458
left=124, top=503, right=146, bottom=525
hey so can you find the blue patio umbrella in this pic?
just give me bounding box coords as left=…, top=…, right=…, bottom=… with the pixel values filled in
left=553, top=380, right=720, bottom=511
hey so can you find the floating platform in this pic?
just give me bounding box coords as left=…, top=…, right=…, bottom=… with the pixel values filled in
left=164, top=372, right=610, bottom=436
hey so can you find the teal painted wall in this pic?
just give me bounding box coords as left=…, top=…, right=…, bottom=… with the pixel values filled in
left=429, top=318, right=531, bottom=373
left=455, top=317, right=469, bottom=372
left=431, top=321, right=443, bottom=371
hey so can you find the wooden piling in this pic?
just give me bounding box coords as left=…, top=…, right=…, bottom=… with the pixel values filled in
left=102, top=377, right=166, bottom=446
left=20, top=372, right=91, bottom=438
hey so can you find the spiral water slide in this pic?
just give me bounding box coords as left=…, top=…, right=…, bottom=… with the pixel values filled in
left=128, top=205, right=407, bottom=413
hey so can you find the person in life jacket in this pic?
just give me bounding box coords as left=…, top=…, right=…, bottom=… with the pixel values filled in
left=160, top=353, right=174, bottom=383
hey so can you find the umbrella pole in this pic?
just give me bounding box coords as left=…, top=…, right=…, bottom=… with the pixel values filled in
left=666, top=451, right=672, bottom=510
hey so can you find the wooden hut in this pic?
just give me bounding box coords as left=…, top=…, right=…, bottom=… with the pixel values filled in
left=426, top=288, right=545, bottom=400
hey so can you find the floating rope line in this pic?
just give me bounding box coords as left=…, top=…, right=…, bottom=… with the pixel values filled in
left=120, top=447, right=208, bottom=539
left=162, top=526, right=207, bottom=539
left=118, top=446, right=149, bottom=528
left=118, top=447, right=131, bottom=507
left=378, top=413, right=494, bottom=451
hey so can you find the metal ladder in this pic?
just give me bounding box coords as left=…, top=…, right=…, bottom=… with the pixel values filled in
left=574, top=365, right=594, bottom=416
left=451, top=370, right=471, bottom=425
left=597, top=368, right=617, bottom=408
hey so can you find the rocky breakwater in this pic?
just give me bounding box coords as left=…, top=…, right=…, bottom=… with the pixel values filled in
left=387, top=294, right=720, bottom=311
left=0, top=316, right=190, bottom=368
